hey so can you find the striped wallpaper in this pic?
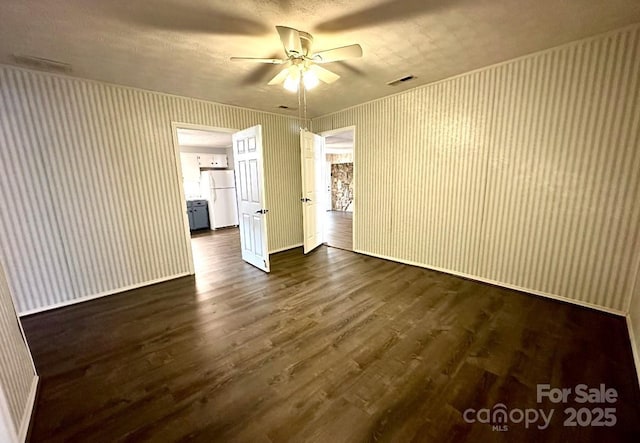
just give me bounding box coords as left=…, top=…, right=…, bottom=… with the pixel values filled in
left=313, top=25, right=640, bottom=313
left=0, top=261, right=36, bottom=434
left=0, top=66, right=303, bottom=314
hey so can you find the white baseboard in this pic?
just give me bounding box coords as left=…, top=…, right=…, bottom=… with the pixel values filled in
left=353, top=249, right=626, bottom=317
left=269, top=243, right=303, bottom=254
left=626, top=316, right=640, bottom=389
left=18, top=273, right=191, bottom=317
left=18, top=376, right=38, bottom=442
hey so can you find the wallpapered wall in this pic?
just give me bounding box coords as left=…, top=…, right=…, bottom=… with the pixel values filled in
left=0, top=65, right=304, bottom=314
left=0, top=261, right=36, bottom=437
left=313, top=25, right=640, bottom=314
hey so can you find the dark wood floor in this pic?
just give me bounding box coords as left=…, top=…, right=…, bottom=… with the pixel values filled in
left=325, top=210, right=352, bottom=251
left=22, top=229, right=640, bottom=442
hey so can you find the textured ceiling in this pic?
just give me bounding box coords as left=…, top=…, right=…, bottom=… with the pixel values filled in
left=1, top=0, right=639, bottom=117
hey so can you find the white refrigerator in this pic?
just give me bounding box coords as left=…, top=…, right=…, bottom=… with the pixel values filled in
left=200, top=170, right=239, bottom=229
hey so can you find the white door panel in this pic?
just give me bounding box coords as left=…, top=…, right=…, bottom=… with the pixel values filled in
left=249, top=160, right=260, bottom=201
left=233, top=125, right=270, bottom=272
left=300, top=129, right=325, bottom=254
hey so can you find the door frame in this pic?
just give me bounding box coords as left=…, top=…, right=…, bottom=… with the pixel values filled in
left=170, top=122, right=237, bottom=274
left=319, top=125, right=356, bottom=249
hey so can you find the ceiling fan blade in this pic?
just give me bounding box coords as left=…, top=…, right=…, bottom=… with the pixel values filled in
left=309, top=64, right=340, bottom=84
left=231, top=57, right=286, bottom=64
left=239, top=54, right=287, bottom=86
left=276, top=25, right=303, bottom=56
left=313, top=44, right=363, bottom=63
left=267, top=67, right=292, bottom=85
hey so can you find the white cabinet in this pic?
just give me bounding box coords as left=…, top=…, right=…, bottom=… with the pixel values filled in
left=180, top=153, right=201, bottom=181
left=198, top=154, right=215, bottom=168
left=182, top=152, right=229, bottom=178
left=212, top=154, right=228, bottom=168
left=198, top=153, right=228, bottom=169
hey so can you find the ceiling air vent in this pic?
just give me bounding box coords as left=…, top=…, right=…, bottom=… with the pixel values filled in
left=387, top=75, right=415, bottom=86
left=11, top=55, right=72, bottom=74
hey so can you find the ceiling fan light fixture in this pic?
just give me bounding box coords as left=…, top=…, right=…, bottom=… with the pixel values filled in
left=283, top=68, right=300, bottom=92
left=303, top=69, right=319, bottom=90
left=245, top=26, right=358, bottom=92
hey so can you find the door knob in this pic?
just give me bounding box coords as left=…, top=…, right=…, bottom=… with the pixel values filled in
left=300, top=198, right=312, bottom=202
left=255, top=209, right=269, bottom=214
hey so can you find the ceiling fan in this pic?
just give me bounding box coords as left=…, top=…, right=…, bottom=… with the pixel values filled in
left=231, top=26, right=363, bottom=92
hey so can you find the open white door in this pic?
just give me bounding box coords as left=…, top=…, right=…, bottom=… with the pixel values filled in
left=233, top=125, right=270, bottom=272
left=300, top=129, right=325, bottom=254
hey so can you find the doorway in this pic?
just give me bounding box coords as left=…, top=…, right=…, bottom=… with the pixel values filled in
left=171, top=123, right=239, bottom=274
left=320, top=127, right=355, bottom=251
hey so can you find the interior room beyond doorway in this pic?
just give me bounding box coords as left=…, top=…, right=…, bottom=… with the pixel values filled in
left=323, top=128, right=354, bottom=251
left=174, top=125, right=240, bottom=272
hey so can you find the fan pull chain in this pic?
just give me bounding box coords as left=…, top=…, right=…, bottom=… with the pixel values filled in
left=303, top=80, right=308, bottom=130
left=298, top=75, right=306, bottom=130
left=296, top=74, right=309, bottom=131
left=297, top=76, right=303, bottom=131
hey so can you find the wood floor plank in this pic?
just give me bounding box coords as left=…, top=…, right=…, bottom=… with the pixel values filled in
left=325, top=210, right=353, bottom=251
left=21, top=228, right=640, bottom=442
